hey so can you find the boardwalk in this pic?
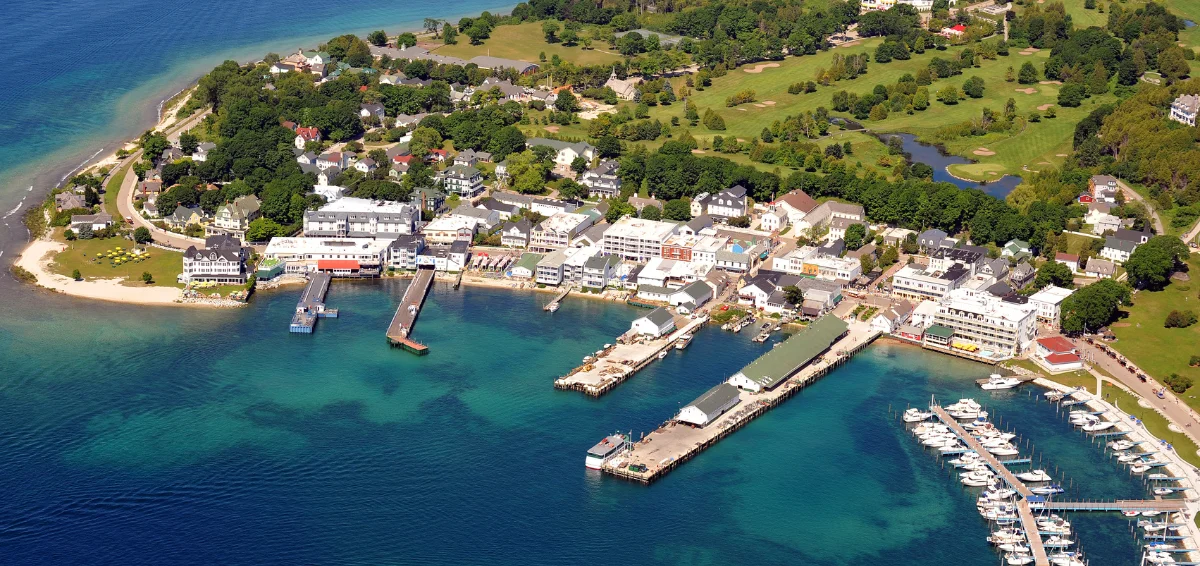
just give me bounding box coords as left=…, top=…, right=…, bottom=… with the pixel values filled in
left=289, top=273, right=336, bottom=333
left=1038, top=499, right=1189, bottom=512
left=386, top=268, right=435, bottom=354
left=544, top=286, right=570, bottom=311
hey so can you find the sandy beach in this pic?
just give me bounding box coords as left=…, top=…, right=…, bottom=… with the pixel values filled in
left=16, top=237, right=187, bottom=306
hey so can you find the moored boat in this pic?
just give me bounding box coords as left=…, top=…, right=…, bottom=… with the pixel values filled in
left=585, top=434, right=626, bottom=469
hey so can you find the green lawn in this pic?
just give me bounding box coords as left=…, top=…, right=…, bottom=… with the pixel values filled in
left=102, top=160, right=130, bottom=217
left=645, top=39, right=1118, bottom=181
left=1110, top=255, right=1200, bottom=411
left=48, top=230, right=184, bottom=288
left=430, top=22, right=623, bottom=68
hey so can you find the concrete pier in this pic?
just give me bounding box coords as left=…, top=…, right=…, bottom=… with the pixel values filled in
left=289, top=273, right=337, bottom=333
left=602, top=318, right=880, bottom=483
left=555, top=316, right=706, bottom=397
left=386, top=268, right=435, bottom=354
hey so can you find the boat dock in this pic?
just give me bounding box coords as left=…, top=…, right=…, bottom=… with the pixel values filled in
left=544, top=286, right=571, bottom=311
left=289, top=272, right=337, bottom=333
left=386, top=267, right=435, bottom=355
left=555, top=315, right=707, bottom=396
left=601, top=318, right=879, bottom=484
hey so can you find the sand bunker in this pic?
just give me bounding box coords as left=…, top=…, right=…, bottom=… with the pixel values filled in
left=544, top=126, right=560, bottom=133
left=1019, top=50, right=1035, bottom=55
left=753, top=103, right=766, bottom=108
left=743, top=63, right=780, bottom=73
left=1015, top=88, right=1037, bottom=94
left=1056, top=153, right=1068, bottom=157
left=1037, top=104, right=1055, bottom=111
left=1039, top=80, right=1062, bottom=85
left=691, top=149, right=707, bottom=154
left=736, top=107, right=747, bottom=111
left=762, top=100, right=776, bottom=105
left=973, top=148, right=996, bottom=156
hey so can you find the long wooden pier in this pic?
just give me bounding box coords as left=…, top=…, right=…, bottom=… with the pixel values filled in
left=1035, top=499, right=1188, bottom=512
left=544, top=285, right=571, bottom=311
left=289, top=272, right=337, bottom=333
left=386, top=267, right=435, bottom=355
left=602, top=322, right=880, bottom=484
left=555, top=316, right=705, bottom=397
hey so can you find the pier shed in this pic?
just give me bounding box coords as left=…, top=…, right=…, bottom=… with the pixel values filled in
left=728, top=316, right=849, bottom=392
left=630, top=307, right=676, bottom=337
left=677, top=383, right=741, bottom=427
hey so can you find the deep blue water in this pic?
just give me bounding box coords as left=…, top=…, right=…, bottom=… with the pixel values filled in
left=0, top=0, right=513, bottom=256
left=0, top=282, right=1151, bottom=564
left=890, top=133, right=1023, bottom=199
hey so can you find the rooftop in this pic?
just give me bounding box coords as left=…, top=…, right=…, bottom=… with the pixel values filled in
left=730, top=316, right=849, bottom=390
left=316, top=197, right=412, bottom=214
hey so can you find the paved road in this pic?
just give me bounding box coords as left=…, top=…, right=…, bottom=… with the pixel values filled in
left=115, top=110, right=211, bottom=250
left=1117, top=179, right=1166, bottom=236
left=1069, top=336, right=1200, bottom=451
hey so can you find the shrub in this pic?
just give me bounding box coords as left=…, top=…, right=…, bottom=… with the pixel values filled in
left=1165, top=310, right=1198, bottom=328
left=1189, top=355, right=1200, bottom=367
left=72, top=269, right=82, bottom=281
left=724, top=90, right=756, bottom=107
left=1165, top=373, right=1193, bottom=393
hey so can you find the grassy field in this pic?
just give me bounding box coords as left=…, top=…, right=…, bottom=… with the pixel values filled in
left=102, top=160, right=130, bottom=217
left=430, top=22, right=623, bottom=67
left=643, top=38, right=1117, bottom=181
left=48, top=230, right=184, bottom=288
left=1110, top=255, right=1200, bottom=410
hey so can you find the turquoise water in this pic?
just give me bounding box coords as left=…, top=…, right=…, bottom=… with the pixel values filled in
left=0, top=281, right=1149, bottom=563
left=0, top=0, right=513, bottom=256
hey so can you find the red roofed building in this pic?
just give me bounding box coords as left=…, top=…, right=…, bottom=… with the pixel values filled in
left=393, top=154, right=414, bottom=164
left=775, top=189, right=819, bottom=226
left=1078, top=194, right=1094, bottom=204
left=1054, top=252, right=1079, bottom=273
left=428, top=148, right=448, bottom=163
left=1033, top=336, right=1083, bottom=373
left=940, top=25, right=967, bottom=38
left=295, top=127, right=322, bottom=150
left=317, top=259, right=361, bottom=276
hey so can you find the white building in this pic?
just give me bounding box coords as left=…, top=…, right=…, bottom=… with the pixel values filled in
left=891, top=263, right=971, bottom=302
left=530, top=212, right=594, bottom=252
left=1028, top=285, right=1074, bottom=325
left=422, top=215, right=477, bottom=244
left=180, top=235, right=248, bottom=284
left=582, top=254, right=622, bottom=289
left=303, top=197, right=416, bottom=238
left=580, top=160, right=620, bottom=199
left=262, top=237, right=391, bottom=274
left=759, top=206, right=789, bottom=232
left=526, top=138, right=596, bottom=172
left=601, top=217, right=679, bottom=262
left=805, top=255, right=862, bottom=282
left=931, top=289, right=1038, bottom=357
left=438, top=164, right=485, bottom=197
left=1170, top=94, right=1200, bottom=127
left=676, top=383, right=741, bottom=427
left=630, top=307, right=676, bottom=337
left=691, top=185, right=748, bottom=220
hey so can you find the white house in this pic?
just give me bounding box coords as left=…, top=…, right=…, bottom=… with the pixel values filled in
left=1054, top=253, right=1080, bottom=273
left=1028, top=285, right=1074, bottom=325
left=669, top=280, right=713, bottom=312
left=630, top=307, right=676, bottom=337
left=1170, top=94, right=1200, bottom=127
left=691, top=185, right=748, bottom=220
left=676, top=383, right=741, bottom=427
left=438, top=164, right=485, bottom=197
left=191, top=142, right=215, bottom=162
left=295, top=127, right=321, bottom=149
left=760, top=206, right=789, bottom=232
left=526, top=138, right=596, bottom=173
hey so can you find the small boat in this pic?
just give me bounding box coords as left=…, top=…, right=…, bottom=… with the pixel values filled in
left=1109, top=439, right=1135, bottom=451
left=938, top=442, right=966, bottom=453
left=962, top=471, right=995, bottom=487
left=1123, top=510, right=1142, bottom=517
left=1142, top=510, right=1163, bottom=518
left=988, top=444, right=1020, bottom=457
left=547, top=302, right=559, bottom=312
left=657, top=351, right=668, bottom=360
left=1117, top=452, right=1142, bottom=463
left=1016, top=469, right=1052, bottom=482
left=1131, top=463, right=1152, bottom=474
left=1146, top=552, right=1178, bottom=565
left=675, top=334, right=693, bottom=350
left=1030, top=484, right=1066, bottom=496
left=1149, top=473, right=1168, bottom=480
left=1083, top=421, right=1116, bottom=432
left=1146, top=543, right=1177, bottom=551
left=1049, top=552, right=1085, bottom=566
left=903, top=408, right=933, bottom=423
left=981, top=374, right=1022, bottom=390
left=1153, top=487, right=1178, bottom=496
left=950, top=453, right=981, bottom=467
left=1043, top=536, right=1074, bottom=548
left=1006, top=552, right=1035, bottom=566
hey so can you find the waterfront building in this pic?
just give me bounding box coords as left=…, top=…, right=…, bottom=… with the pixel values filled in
left=580, top=160, right=620, bottom=199
left=1032, top=336, right=1084, bottom=373
left=1170, top=94, right=1200, bottom=126
left=891, top=262, right=969, bottom=302
left=602, top=217, right=679, bottom=262
left=55, top=192, right=86, bottom=212
left=638, top=257, right=711, bottom=289
left=262, top=237, right=390, bottom=275
left=530, top=212, right=594, bottom=252
left=535, top=249, right=568, bottom=285
left=728, top=316, right=849, bottom=392
left=208, top=195, right=261, bottom=240
left=574, top=223, right=608, bottom=248
left=669, top=280, right=713, bottom=313
left=908, top=300, right=939, bottom=328
left=421, top=215, right=477, bottom=244
left=630, top=307, right=676, bottom=337
left=930, top=288, right=1038, bottom=357
left=387, top=234, right=426, bottom=271
left=1028, top=285, right=1074, bottom=325
left=415, top=241, right=470, bottom=272
left=509, top=252, right=543, bottom=279
left=69, top=213, right=113, bottom=232
left=869, top=301, right=914, bottom=334
left=180, top=234, right=249, bottom=284
left=303, top=197, right=415, bottom=238
left=582, top=254, right=622, bottom=289
left=676, top=383, right=741, bottom=427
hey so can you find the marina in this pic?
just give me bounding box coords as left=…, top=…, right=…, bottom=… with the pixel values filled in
left=554, top=314, right=707, bottom=397
left=288, top=272, right=337, bottom=333
left=385, top=267, right=435, bottom=355
left=600, top=317, right=880, bottom=483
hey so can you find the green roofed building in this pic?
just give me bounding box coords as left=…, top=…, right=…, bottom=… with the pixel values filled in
left=510, top=252, right=544, bottom=279
left=727, top=316, right=849, bottom=392
left=924, top=324, right=954, bottom=347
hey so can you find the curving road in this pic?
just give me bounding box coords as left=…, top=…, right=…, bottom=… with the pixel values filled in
left=1116, top=179, right=1166, bottom=236
left=114, top=110, right=211, bottom=250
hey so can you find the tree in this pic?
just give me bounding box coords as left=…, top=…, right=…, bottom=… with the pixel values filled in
left=570, top=156, right=588, bottom=175
left=783, top=285, right=805, bottom=306
left=937, top=85, right=960, bottom=105
left=246, top=217, right=286, bottom=242
left=1087, top=61, right=1109, bottom=95
left=555, top=91, right=580, bottom=113
left=367, top=30, right=388, bottom=46
left=142, top=272, right=154, bottom=284
left=962, top=76, right=985, bottom=98
left=465, top=23, right=489, bottom=45
left=728, top=215, right=751, bottom=228
left=869, top=103, right=889, bottom=121
left=641, top=205, right=662, bottom=220
left=1057, top=83, right=1086, bottom=107
left=78, top=225, right=94, bottom=240
left=423, top=18, right=443, bottom=36
left=443, top=24, right=458, bottom=45
left=664, top=198, right=692, bottom=221
left=596, top=136, right=621, bottom=159
left=1126, top=236, right=1189, bottom=289
left=71, top=269, right=82, bottom=281
left=1060, top=279, right=1131, bottom=333
left=557, top=179, right=586, bottom=201
left=1159, top=48, right=1191, bottom=83
left=64, top=229, right=76, bottom=241
left=844, top=223, right=867, bottom=250
left=561, top=29, right=578, bottom=46
left=178, top=132, right=199, bottom=155
left=133, top=227, right=151, bottom=244
left=605, top=200, right=635, bottom=223
left=861, top=254, right=877, bottom=274
left=542, top=21, right=561, bottom=43
left=506, top=150, right=549, bottom=194
left=1035, top=261, right=1073, bottom=288
left=702, top=109, right=726, bottom=130
left=880, top=245, right=899, bottom=267
left=1005, top=66, right=1015, bottom=82
left=1018, top=62, right=1039, bottom=84
left=1165, top=310, right=1199, bottom=328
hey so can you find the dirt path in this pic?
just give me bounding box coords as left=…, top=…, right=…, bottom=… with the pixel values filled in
left=1117, top=179, right=1165, bottom=235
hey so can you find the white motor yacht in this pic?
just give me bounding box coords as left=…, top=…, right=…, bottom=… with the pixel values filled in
left=1147, top=543, right=1177, bottom=552
left=903, top=408, right=933, bottom=422
left=938, top=442, right=966, bottom=453
left=1146, top=552, right=1177, bottom=565
left=1154, top=487, right=1179, bottom=496
left=1043, top=536, right=1074, bottom=548
left=1082, top=421, right=1116, bottom=432
left=1006, top=552, right=1035, bottom=566
left=950, top=453, right=981, bottom=467
left=988, top=444, right=1020, bottom=457
left=1049, top=552, right=1085, bottom=566
left=1016, top=469, right=1052, bottom=482
left=981, top=374, right=1022, bottom=390
left=985, top=487, right=1017, bottom=500
left=1131, top=463, right=1152, bottom=474
left=1109, top=439, right=1135, bottom=451
left=1117, top=452, right=1142, bottom=463
left=1030, top=484, right=1066, bottom=496
left=946, top=398, right=982, bottom=412
left=1142, top=510, right=1163, bottom=518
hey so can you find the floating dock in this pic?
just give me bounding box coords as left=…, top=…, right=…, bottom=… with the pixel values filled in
left=386, top=267, right=435, bottom=354
left=555, top=315, right=707, bottom=396
left=602, top=317, right=879, bottom=484
left=289, top=273, right=337, bottom=333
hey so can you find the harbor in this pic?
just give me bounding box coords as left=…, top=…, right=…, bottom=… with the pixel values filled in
left=385, top=267, right=435, bottom=355
left=288, top=272, right=337, bottom=333
left=554, top=311, right=707, bottom=397
left=600, top=317, right=881, bottom=483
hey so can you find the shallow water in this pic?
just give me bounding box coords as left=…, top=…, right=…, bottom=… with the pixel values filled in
left=888, top=133, right=1024, bottom=199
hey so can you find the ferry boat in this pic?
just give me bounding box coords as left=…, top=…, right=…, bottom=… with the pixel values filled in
left=675, top=333, right=693, bottom=350
left=585, top=434, right=626, bottom=469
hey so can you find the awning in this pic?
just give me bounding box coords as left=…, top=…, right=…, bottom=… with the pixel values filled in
left=317, top=259, right=360, bottom=270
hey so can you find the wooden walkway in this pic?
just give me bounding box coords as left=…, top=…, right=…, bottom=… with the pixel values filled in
left=929, top=404, right=1048, bottom=566
left=1036, top=499, right=1188, bottom=512
left=544, top=286, right=570, bottom=311
left=386, top=268, right=435, bottom=354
